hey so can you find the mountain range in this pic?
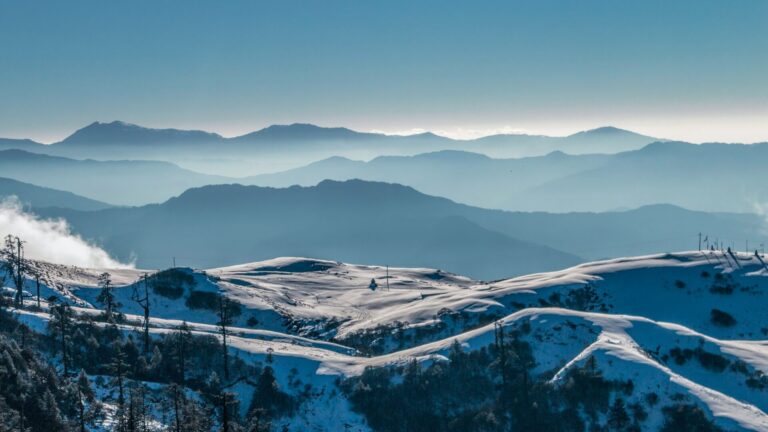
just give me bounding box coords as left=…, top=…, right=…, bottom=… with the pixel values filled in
left=0, top=177, right=112, bottom=211
left=29, top=179, right=767, bottom=279
left=248, top=141, right=768, bottom=213
left=0, top=120, right=660, bottom=176
left=0, top=149, right=228, bottom=206
left=6, top=138, right=768, bottom=212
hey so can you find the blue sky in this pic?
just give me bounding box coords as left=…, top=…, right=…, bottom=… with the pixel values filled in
left=1, top=0, right=767, bottom=142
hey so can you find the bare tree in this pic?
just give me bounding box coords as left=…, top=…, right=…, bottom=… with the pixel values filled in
left=33, top=270, right=41, bottom=309
left=132, top=274, right=151, bottom=355
left=1, top=234, right=28, bottom=308
left=217, top=296, right=235, bottom=381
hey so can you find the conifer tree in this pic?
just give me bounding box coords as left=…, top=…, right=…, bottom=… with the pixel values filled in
left=608, top=398, right=631, bottom=431
left=48, top=298, right=74, bottom=376
left=110, top=343, right=129, bottom=407
left=173, top=321, right=192, bottom=385
left=217, top=296, right=234, bottom=381
left=96, top=272, right=122, bottom=322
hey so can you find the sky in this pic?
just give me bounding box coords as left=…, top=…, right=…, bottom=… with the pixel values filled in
left=1, top=0, right=767, bottom=143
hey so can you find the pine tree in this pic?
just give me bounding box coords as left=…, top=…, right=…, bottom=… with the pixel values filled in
left=77, top=369, right=95, bottom=401
left=172, top=322, right=192, bottom=385
left=217, top=296, right=234, bottom=381
left=109, top=343, right=129, bottom=407
left=149, top=345, right=163, bottom=372
left=493, top=321, right=508, bottom=388
left=48, top=298, right=74, bottom=376
left=166, top=383, right=185, bottom=432
left=608, top=398, right=631, bottom=431
left=77, top=386, right=87, bottom=432
left=585, top=355, right=600, bottom=377
left=126, top=383, right=149, bottom=432
left=181, top=395, right=214, bottom=432
left=74, top=371, right=100, bottom=432
left=248, top=366, right=290, bottom=424
left=207, top=372, right=227, bottom=432
left=96, top=272, right=122, bottom=322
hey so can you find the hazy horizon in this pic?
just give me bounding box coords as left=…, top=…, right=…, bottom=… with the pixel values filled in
left=5, top=118, right=768, bottom=146
left=2, top=0, right=767, bottom=144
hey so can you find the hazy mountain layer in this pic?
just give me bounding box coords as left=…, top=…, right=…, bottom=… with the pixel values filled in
left=30, top=180, right=768, bottom=280
left=34, top=181, right=581, bottom=279
left=248, top=141, right=768, bottom=213
left=0, top=177, right=112, bottom=210
left=0, top=149, right=230, bottom=206
left=0, top=121, right=659, bottom=176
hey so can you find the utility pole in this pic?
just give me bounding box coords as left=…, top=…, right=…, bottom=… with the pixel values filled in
left=386, top=265, right=389, bottom=291
left=172, top=257, right=176, bottom=268
left=698, top=233, right=702, bottom=251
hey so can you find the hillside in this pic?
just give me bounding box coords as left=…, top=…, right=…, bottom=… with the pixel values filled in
left=0, top=177, right=113, bottom=210
left=0, top=149, right=230, bottom=205
left=3, top=251, right=767, bottom=431
left=244, top=151, right=611, bottom=210
left=58, top=121, right=224, bottom=146
left=506, top=142, right=768, bottom=213
left=36, top=181, right=582, bottom=279
left=33, top=180, right=768, bottom=278
left=246, top=141, right=768, bottom=213
left=0, top=137, right=46, bottom=152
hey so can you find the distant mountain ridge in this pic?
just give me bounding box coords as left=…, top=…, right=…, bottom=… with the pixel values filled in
left=0, top=177, right=113, bottom=211
left=59, top=120, right=224, bottom=146
left=37, top=179, right=584, bottom=279
left=15, top=120, right=654, bottom=146
left=249, top=141, right=768, bottom=213
left=0, top=121, right=661, bottom=176
left=34, top=179, right=767, bottom=279
left=4, top=138, right=768, bottom=213
left=0, top=149, right=230, bottom=205
left=231, top=123, right=381, bottom=142
left=0, top=137, right=46, bottom=152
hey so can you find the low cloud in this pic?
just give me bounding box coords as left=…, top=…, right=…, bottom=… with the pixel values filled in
left=0, top=198, right=132, bottom=268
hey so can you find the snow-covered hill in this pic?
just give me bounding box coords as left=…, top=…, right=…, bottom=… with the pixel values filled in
left=5, top=250, right=768, bottom=431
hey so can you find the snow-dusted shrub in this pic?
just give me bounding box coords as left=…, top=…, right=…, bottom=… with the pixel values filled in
left=185, top=291, right=243, bottom=317
left=709, top=309, right=736, bottom=327
left=148, top=268, right=196, bottom=299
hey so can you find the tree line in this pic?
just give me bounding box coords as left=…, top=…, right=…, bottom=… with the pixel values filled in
left=0, top=234, right=296, bottom=431
left=341, top=321, right=723, bottom=432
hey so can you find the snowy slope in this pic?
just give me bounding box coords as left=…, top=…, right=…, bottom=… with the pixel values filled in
left=7, top=250, right=768, bottom=431
left=37, top=251, right=768, bottom=342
